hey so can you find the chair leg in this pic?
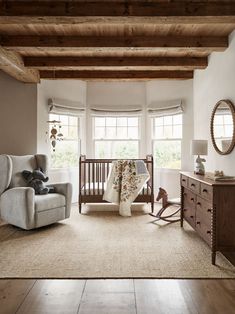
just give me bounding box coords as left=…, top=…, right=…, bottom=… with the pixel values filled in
left=79, top=203, right=82, bottom=214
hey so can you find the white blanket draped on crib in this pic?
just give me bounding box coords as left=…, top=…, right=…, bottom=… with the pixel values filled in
left=103, top=160, right=150, bottom=216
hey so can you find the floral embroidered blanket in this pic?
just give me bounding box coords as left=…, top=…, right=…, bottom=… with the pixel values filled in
left=103, top=160, right=150, bottom=216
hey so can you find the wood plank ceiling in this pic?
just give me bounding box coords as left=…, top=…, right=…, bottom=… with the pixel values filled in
left=0, top=0, right=235, bottom=82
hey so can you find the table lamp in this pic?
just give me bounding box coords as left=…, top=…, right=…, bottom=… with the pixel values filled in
left=191, top=140, right=208, bottom=175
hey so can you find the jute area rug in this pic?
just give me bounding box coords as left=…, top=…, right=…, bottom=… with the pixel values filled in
left=0, top=204, right=235, bottom=278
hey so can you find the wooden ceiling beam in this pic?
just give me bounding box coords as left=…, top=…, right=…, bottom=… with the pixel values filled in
left=1, top=1, right=235, bottom=18
left=40, top=70, right=193, bottom=80
left=24, top=56, right=208, bottom=70
left=0, top=46, right=39, bottom=83
left=0, top=36, right=228, bottom=51
left=1, top=16, right=235, bottom=25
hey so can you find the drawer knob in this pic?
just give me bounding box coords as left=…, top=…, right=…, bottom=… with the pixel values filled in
left=191, top=183, right=195, bottom=187
left=190, top=215, right=194, bottom=218
left=203, top=189, right=208, bottom=193
left=183, top=193, right=187, bottom=196
left=207, top=209, right=212, bottom=213
left=191, top=198, right=194, bottom=201
left=196, top=221, right=200, bottom=225
left=207, top=230, right=211, bottom=234
left=197, top=202, right=201, bottom=206
left=182, top=179, right=186, bottom=182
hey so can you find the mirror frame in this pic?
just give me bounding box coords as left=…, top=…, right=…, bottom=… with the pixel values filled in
left=210, top=99, right=235, bottom=155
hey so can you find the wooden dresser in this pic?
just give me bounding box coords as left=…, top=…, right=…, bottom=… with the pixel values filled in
left=180, top=172, right=235, bottom=264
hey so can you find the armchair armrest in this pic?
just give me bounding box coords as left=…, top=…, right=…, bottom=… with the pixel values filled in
left=0, top=187, right=35, bottom=230
left=47, top=182, right=72, bottom=218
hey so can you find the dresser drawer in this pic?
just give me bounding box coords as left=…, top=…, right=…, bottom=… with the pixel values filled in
left=183, top=206, right=195, bottom=228
left=195, top=221, right=212, bottom=247
left=183, top=188, right=196, bottom=228
left=183, top=188, right=196, bottom=207
left=196, top=196, right=212, bottom=227
left=188, top=178, right=200, bottom=194
left=181, top=175, right=188, bottom=188
left=200, top=183, right=213, bottom=202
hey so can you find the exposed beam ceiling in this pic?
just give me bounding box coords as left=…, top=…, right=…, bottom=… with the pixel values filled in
left=0, top=0, right=235, bottom=81
left=0, top=46, right=39, bottom=83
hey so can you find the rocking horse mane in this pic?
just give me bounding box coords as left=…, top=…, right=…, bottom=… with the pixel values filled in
left=156, top=187, right=168, bottom=201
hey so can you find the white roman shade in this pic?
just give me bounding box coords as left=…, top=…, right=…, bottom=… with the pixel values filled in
left=48, top=98, right=85, bottom=116
left=148, top=99, right=184, bottom=117
left=90, top=104, right=143, bottom=116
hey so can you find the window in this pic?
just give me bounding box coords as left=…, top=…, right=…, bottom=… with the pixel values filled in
left=93, top=116, right=139, bottom=158
left=152, top=114, right=182, bottom=169
left=49, top=114, right=80, bottom=168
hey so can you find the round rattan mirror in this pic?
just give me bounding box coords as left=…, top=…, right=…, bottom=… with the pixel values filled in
left=210, top=99, right=235, bottom=155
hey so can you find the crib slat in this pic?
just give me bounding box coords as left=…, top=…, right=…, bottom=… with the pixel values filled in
left=97, top=163, right=100, bottom=195
left=92, top=163, right=95, bottom=195
left=107, top=162, right=110, bottom=178
left=102, top=163, right=104, bottom=193
left=88, top=162, right=91, bottom=195
left=84, top=162, right=86, bottom=195
left=99, top=163, right=102, bottom=194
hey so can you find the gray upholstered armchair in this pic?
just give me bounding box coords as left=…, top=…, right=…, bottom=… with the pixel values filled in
left=0, top=154, right=72, bottom=230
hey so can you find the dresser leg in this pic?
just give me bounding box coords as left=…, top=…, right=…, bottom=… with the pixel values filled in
left=212, top=252, right=216, bottom=265
left=180, top=209, right=183, bottom=227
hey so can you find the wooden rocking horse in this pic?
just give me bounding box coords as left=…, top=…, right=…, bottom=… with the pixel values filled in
left=149, top=187, right=181, bottom=223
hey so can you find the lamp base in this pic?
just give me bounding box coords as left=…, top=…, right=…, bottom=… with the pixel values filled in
left=194, top=155, right=206, bottom=175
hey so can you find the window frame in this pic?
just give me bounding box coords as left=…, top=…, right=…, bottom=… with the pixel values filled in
left=151, top=114, right=183, bottom=170
left=92, top=116, right=141, bottom=159
left=49, top=113, right=81, bottom=169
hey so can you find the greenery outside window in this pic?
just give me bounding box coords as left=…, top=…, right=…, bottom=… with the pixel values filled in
left=152, top=114, right=182, bottom=169
left=49, top=113, right=80, bottom=168
left=93, top=116, right=140, bottom=158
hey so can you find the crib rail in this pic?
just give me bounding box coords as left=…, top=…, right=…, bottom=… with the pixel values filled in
left=79, top=155, right=154, bottom=213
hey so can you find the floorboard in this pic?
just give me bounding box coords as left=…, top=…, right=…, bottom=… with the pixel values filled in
left=0, top=279, right=35, bottom=314
left=0, top=279, right=235, bottom=314
left=134, top=279, right=193, bottom=314
left=16, top=280, right=85, bottom=314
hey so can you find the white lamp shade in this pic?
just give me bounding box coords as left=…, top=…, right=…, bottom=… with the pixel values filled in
left=191, top=140, right=208, bottom=156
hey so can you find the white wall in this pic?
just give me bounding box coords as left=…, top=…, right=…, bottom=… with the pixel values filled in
left=37, top=79, right=87, bottom=202
left=194, top=30, right=235, bottom=175
left=0, top=71, right=37, bottom=155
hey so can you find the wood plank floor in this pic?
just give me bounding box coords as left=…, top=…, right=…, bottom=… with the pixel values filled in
left=1, top=279, right=235, bottom=314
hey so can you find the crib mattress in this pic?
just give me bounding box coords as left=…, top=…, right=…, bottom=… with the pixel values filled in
left=81, top=182, right=151, bottom=195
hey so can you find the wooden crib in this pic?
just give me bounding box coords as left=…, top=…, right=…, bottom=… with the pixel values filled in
left=79, top=155, right=154, bottom=214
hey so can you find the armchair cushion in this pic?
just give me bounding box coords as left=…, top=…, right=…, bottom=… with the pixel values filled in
left=9, top=155, right=37, bottom=188
left=35, top=193, right=65, bottom=212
